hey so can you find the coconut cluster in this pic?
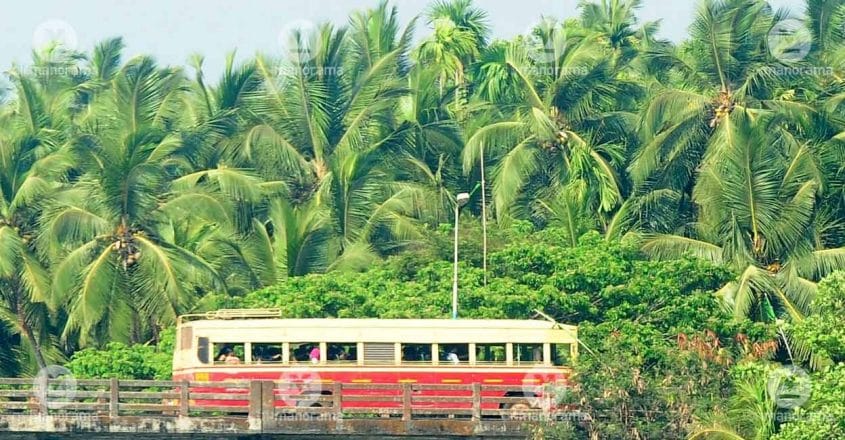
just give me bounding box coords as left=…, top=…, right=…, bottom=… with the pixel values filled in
left=111, top=224, right=143, bottom=268
left=0, top=219, right=34, bottom=244
left=541, top=108, right=570, bottom=153
left=709, top=90, right=735, bottom=128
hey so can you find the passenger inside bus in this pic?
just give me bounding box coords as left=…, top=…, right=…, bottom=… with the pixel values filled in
left=514, top=343, right=543, bottom=365
left=309, top=345, right=321, bottom=363
left=402, top=344, right=430, bottom=362
left=327, top=343, right=356, bottom=361
left=252, top=344, right=283, bottom=363
left=291, top=343, right=318, bottom=362
left=439, top=344, right=468, bottom=364
left=216, top=346, right=240, bottom=364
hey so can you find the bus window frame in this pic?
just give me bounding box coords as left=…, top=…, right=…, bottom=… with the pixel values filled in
left=325, top=342, right=358, bottom=365
left=438, top=343, right=470, bottom=365
left=513, top=343, right=546, bottom=366
left=551, top=343, right=573, bottom=366
left=505, top=342, right=513, bottom=366
left=212, top=342, right=245, bottom=365
left=475, top=343, right=508, bottom=366
left=289, top=342, right=321, bottom=364
left=400, top=343, right=434, bottom=366
left=251, top=342, right=285, bottom=364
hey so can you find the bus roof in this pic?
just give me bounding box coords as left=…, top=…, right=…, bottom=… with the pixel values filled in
left=179, top=317, right=577, bottom=345
left=182, top=317, right=576, bottom=331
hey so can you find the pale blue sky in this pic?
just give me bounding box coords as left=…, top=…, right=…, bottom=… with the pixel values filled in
left=1, top=0, right=806, bottom=80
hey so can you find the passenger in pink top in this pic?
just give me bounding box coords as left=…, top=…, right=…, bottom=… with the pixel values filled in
left=309, top=346, right=321, bottom=364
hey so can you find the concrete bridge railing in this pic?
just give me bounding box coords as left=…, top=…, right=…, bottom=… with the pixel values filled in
left=0, top=377, right=579, bottom=437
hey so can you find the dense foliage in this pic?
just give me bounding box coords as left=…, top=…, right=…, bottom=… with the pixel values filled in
left=2, top=0, right=845, bottom=438
left=66, top=328, right=173, bottom=380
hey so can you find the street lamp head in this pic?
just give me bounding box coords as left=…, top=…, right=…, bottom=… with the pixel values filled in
left=456, top=192, right=470, bottom=207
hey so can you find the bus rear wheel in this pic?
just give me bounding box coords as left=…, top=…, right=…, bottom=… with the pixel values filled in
left=503, top=400, right=533, bottom=421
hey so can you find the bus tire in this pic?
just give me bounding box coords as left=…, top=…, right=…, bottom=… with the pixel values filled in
left=501, top=393, right=535, bottom=421
left=504, top=401, right=533, bottom=421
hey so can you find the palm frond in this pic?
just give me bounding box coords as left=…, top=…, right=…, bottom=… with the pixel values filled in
left=641, top=234, right=724, bottom=264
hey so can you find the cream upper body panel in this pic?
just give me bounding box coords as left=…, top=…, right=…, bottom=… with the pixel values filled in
left=179, top=318, right=577, bottom=345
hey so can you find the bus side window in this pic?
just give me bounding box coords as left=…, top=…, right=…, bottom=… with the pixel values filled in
left=514, top=343, right=543, bottom=365
left=327, top=343, right=357, bottom=362
left=252, top=343, right=283, bottom=363
left=439, top=344, right=469, bottom=364
left=401, top=344, right=432, bottom=364
left=197, top=337, right=209, bottom=364
left=552, top=344, right=571, bottom=366
left=290, top=342, right=320, bottom=363
left=214, top=343, right=245, bottom=364
left=475, top=344, right=506, bottom=365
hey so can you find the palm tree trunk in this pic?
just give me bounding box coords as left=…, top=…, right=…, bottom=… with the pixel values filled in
left=20, top=323, right=47, bottom=371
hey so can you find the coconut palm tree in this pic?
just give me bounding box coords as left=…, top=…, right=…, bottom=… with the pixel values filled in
left=689, top=372, right=778, bottom=440
left=465, top=18, right=637, bottom=224
left=43, top=56, right=228, bottom=346
left=579, top=0, right=642, bottom=57
left=416, top=15, right=479, bottom=105
left=642, top=111, right=845, bottom=323
left=236, top=6, right=440, bottom=273
left=628, top=0, right=803, bottom=203
left=0, top=70, right=74, bottom=370
left=427, top=0, right=490, bottom=51
left=419, top=0, right=490, bottom=114
left=395, top=67, right=465, bottom=224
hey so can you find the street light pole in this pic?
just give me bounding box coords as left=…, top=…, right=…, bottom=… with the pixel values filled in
left=480, top=142, right=488, bottom=287
left=452, top=192, right=470, bottom=320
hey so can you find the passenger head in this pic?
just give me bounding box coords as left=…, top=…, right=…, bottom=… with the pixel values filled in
left=217, top=346, right=233, bottom=359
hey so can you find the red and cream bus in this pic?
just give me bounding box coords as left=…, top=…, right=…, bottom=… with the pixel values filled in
left=173, top=309, right=578, bottom=413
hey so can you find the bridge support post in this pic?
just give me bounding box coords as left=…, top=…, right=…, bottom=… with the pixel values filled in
left=332, top=382, right=342, bottom=422
left=401, top=383, right=412, bottom=421
left=34, top=375, right=48, bottom=415
left=472, top=383, right=482, bottom=421
left=247, top=380, right=276, bottom=432
left=261, top=381, right=275, bottom=429
left=179, top=380, right=189, bottom=417
left=248, top=381, right=262, bottom=431
left=109, top=378, right=119, bottom=418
